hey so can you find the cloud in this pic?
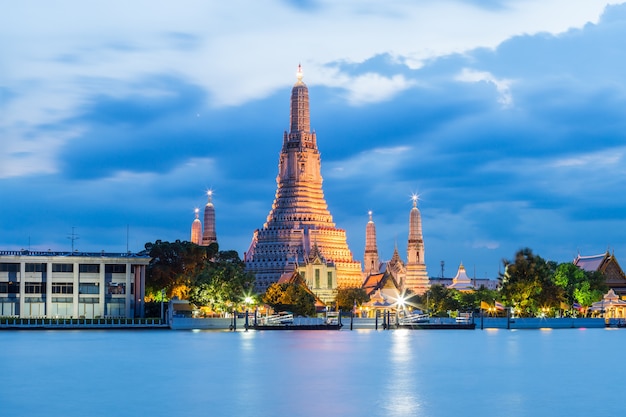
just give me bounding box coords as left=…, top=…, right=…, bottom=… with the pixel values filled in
left=455, top=68, right=514, bottom=107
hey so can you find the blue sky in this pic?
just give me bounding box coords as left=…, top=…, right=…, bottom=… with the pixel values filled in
left=2, top=0, right=625, bottom=280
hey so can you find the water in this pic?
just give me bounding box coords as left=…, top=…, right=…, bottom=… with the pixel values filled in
left=1, top=328, right=622, bottom=417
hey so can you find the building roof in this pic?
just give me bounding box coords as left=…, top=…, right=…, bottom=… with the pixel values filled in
left=574, top=253, right=607, bottom=272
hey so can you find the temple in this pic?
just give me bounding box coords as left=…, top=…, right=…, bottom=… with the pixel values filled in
left=201, top=191, right=218, bottom=246
left=245, top=66, right=362, bottom=292
left=190, top=208, right=202, bottom=245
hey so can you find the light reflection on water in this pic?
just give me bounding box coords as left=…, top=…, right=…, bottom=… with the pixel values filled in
left=1, top=328, right=624, bottom=417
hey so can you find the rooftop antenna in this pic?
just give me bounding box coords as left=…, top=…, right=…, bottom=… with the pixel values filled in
left=67, top=227, right=79, bottom=252
left=440, top=260, right=444, bottom=278
left=126, top=224, right=129, bottom=253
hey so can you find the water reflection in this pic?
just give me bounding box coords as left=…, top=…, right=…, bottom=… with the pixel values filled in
left=2, top=329, right=626, bottom=417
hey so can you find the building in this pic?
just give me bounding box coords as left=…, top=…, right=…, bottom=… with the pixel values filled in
left=245, top=66, right=362, bottom=291
left=447, top=263, right=474, bottom=292
left=201, top=190, right=218, bottom=246
left=361, top=196, right=429, bottom=295
left=574, top=251, right=626, bottom=297
left=190, top=208, right=202, bottom=245
left=0, top=250, right=150, bottom=318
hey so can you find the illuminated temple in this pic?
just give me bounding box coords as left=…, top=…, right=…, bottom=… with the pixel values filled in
left=245, top=66, right=362, bottom=292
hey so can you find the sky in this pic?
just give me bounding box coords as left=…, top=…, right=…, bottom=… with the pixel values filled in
left=2, top=0, right=626, bottom=280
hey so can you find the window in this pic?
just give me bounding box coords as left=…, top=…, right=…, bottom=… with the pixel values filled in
left=52, top=263, right=73, bottom=273
left=300, top=271, right=305, bottom=280
left=327, top=272, right=333, bottom=288
left=105, top=264, right=126, bottom=274
left=107, top=283, right=125, bottom=294
left=25, top=263, right=45, bottom=272
left=79, top=264, right=99, bottom=273
left=52, top=283, right=73, bottom=294
left=25, top=282, right=46, bottom=294
left=52, top=297, right=73, bottom=303
left=79, top=283, right=99, bottom=294
left=0, top=282, right=20, bottom=294
left=0, top=263, right=19, bottom=272
left=315, top=269, right=320, bottom=289
left=79, top=297, right=99, bottom=304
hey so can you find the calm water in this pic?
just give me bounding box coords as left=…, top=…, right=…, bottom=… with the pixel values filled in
left=1, top=328, right=622, bottom=417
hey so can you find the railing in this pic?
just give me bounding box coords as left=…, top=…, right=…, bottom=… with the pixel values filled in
left=258, top=313, right=294, bottom=325
left=0, top=317, right=166, bottom=328
left=456, top=313, right=473, bottom=323
left=397, top=312, right=430, bottom=325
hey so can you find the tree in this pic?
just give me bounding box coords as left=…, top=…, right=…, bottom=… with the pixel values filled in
left=424, top=285, right=459, bottom=316
left=553, top=262, right=606, bottom=308
left=262, top=283, right=316, bottom=317
left=499, top=248, right=560, bottom=316
left=335, top=287, right=370, bottom=312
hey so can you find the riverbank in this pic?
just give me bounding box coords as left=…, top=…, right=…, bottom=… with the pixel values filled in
left=0, top=317, right=167, bottom=330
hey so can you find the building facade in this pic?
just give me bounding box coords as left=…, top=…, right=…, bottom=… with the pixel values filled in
left=245, top=66, right=362, bottom=291
left=0, top=250, right=150, bottom=318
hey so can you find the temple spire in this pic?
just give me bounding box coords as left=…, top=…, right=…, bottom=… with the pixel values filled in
left=190, top=208, right=202, bottom=245
left=405, top=193, right=429, bottom=294
left=202, top=190, right=217, bottom=246
left=364, top=211, right=379, bottom=275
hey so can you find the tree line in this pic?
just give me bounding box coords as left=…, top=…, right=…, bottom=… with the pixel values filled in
left=142, top=242, right=607, bottom=318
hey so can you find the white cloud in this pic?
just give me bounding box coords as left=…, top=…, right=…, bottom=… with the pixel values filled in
left=456, top=68, right=514, bottom=107
left=326, top=146, right=413, bottom=179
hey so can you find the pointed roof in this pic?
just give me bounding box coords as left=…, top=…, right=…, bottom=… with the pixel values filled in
left=448, top=262, right=474, bottom=291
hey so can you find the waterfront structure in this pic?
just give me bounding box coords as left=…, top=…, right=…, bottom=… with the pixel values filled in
left=245, top=66, right=362, bottom=291
left=190, top=208, right=202, bottom=245
left=201, top=190, right=218, bottom=246
left=574, top=252, right=626, bottom=297
left=0, top=250, right=150, bottom=318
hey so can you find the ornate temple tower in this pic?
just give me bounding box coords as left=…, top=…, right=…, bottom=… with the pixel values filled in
left=245, top=66, right=362, bottom=292
left=405, top=195, right=429, bottom=294
left=190, top=208, right=202, bottom=245
left=363, top=211, right=380, bottom=275
left=201, top=190, right=217, bottom=246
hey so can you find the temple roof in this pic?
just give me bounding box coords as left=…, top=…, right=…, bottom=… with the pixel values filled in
left=574, top=253, right=607, bottom=272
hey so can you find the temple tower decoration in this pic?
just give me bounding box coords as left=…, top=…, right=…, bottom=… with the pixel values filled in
left=405, top=195, right=429, bottom=294
left=363, top=211, right=380, bottom=275
left=201, top=190, right=217, bottom=246
left=190, top=208, right=202, bottom=245
left=245, top=65, right=362, bottom=292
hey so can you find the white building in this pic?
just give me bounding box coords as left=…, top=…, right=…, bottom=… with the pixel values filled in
left=0, top=250, right=150, bottom=318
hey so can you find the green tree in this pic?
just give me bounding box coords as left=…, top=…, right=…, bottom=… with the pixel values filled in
left=424, top=284, right=459, bottom=316
left=262, top=283, right=316, bottom=317
left=553, top=262, right=606, bottom=308
left=144, top=240, right=217, bottom=298
left=188, top=250, right=255, bottom=312
left=499, top=248, right=559, bottom=316
left=335, top=287, right=370, bottom=312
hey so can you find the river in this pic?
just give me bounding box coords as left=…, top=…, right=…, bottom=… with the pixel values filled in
left=1, top=327, right=621, bottom=417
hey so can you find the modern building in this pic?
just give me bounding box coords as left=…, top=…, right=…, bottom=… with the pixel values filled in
left=0, top=250, right=150, bottom=318
left=245, top=66, right=362, bottom=291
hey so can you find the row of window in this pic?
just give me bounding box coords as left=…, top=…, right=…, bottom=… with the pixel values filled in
left=301, top=270, right=334, bottom=289
left=0, top=263, right=129, bottom=273
left=0, top=282, right=130, bottom=294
